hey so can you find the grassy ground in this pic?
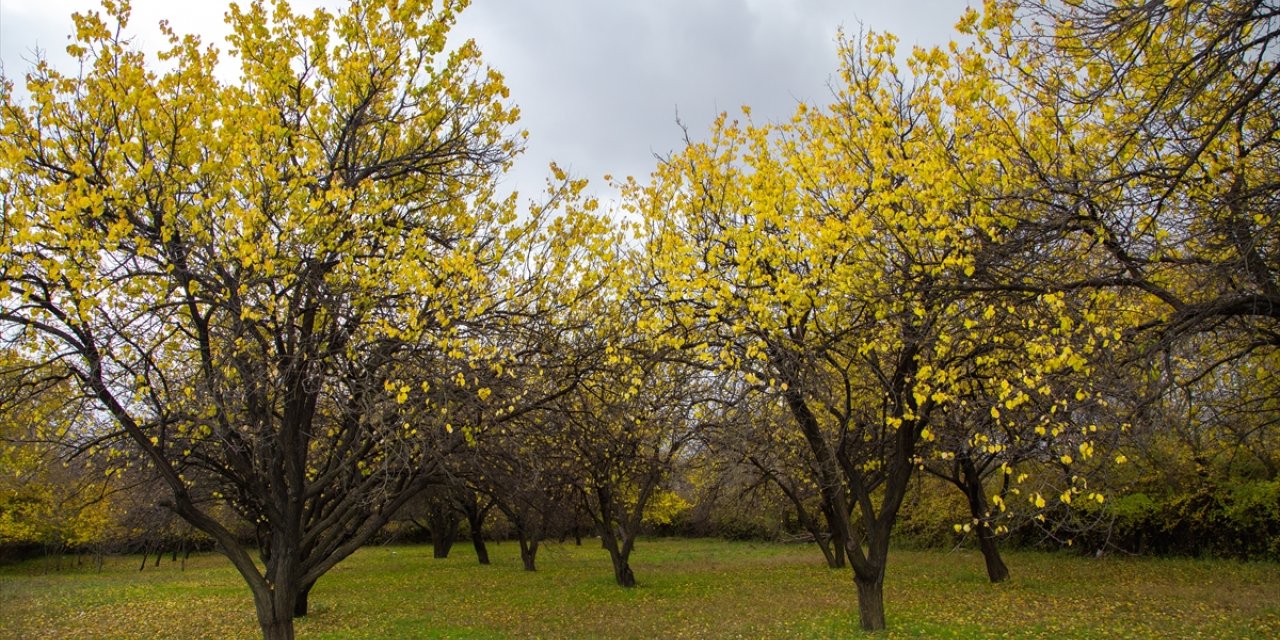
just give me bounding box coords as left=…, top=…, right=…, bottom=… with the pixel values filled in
left=1, top=538, right=1277, bottom=639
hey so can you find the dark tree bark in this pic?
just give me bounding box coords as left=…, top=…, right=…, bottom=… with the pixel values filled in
left=767, top=326, right=928, bottom=632
left=518, top=536, right=540, bottom=571
left=592, top=484, right=639, bottom=588
left=959, top=457, right=1009, bottom=583
left=599, top=526, right=637, bottom=588
left=975, top=524, right=1009, bottom=583
left=819, top=497, right=848, bottom=570
left=0, top=0, right=521, bottom=633
left=747, top=455, right=846, bottom=569
left=509, top=514, right=541, bottom=571
left=814, top=534, right=841, bottom=569
left=458, top=492, right=494, bottom=565
left=855, top=570, right=886, bottom=632
left=429, top=512, right=459, bottom=559
left=293, top=580, right=316, bottom=617
left=469, top=526, right=489, bottom=565
left=493, top=497, right=545, bottom=571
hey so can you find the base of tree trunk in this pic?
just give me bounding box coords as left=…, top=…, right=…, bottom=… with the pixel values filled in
left=855, top=577, right=886, bottom=631
left=519, top=540, right=538, bottom=571
left=432, top=535, right=456, bottom=559
left=613, top=559, right=636, bottom=587
left=472, top=534, right=490, bottom=565
left=260, top=619, right=296, bottom=640
left=294, top=583, right=314, bottom=617
left=978, top=534, right=1010, bottom=583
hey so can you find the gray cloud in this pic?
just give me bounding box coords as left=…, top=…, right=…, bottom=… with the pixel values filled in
left=454, top=0, right=967, bottom=197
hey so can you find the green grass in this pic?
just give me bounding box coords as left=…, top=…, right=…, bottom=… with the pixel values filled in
left=1, top=539, right=1277, bottom=638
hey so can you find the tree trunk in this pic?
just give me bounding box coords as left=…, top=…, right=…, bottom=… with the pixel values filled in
left=960, top=457, right=1009, bottom=583
left=258, top=618, right=295, bottom=640
left=592, top=485, right=638, bottom=588
left=602, top=535, right=636, bottom=587
left=293, top=580, right=316, bottom=617
left=470, top=530, right=489, bottom=565
left=597, top=521, right=636, bottom=587
left=519, top=537, right=539, bottom=572
left=854, top=573, right=886, bottom=631
left=609, top=550, right=636, bottom=587
left=433, top=532, right=455, bottom=558
left=467, top=511, right=490, bottom=565
left=815, top=534, right=840, bottom=569
left=250, top=574, right=299, bottom=640
left=976, top=525, right=1009, bottom=583
left=830, top=532, right=848, bottom=569
left=429, top=512, right=459, bottom=559
left=821, top=500, right=847, bottom=569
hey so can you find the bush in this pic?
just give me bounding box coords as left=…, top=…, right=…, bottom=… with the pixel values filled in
left=1085, top=480, right=1280, bottom=560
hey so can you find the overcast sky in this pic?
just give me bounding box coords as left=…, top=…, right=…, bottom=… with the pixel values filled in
left=0, top=0, right=966, bottom=201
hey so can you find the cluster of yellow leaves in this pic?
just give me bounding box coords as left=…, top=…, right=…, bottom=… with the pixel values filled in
left=629, top=24, right=1112, bottom=490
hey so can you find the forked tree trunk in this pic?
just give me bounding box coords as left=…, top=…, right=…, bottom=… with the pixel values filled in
left=433, top=532, right=455, bottom=558
left=592, top=483, right=640, bottom=588
left=598, top=526, right=636, bottom=587
left=497, top=502, right=541, bottom=571
left=830, top=532, right=848, bottom=569
left=595, top=501, right=637, bottom=588
left=518, top=536, right=539, bottom=571
left=845, top=532, right=892, bottom=632
left=463, top=500, right=491, bottom=565
left=610, top=553, right=636, bottom=588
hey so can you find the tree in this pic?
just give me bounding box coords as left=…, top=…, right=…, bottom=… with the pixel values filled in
left=473, top=429, right=573, bottom=571
left=1087, top=330, right=1280, bottom=558
left=409, top=484, right=465, bottom=560
left=915, top=279, right=1121, bottom=582
left=977, top=0, right=1280, bottom=424
left=550, top=317, right=708, bottom=588
left=921, top=377, right=1098, bottom=582
left=956, top=0, right=1280, bottom=559
left=631, top=29, right=1105, bottom=629
left=0, top=1, right=532, bottom=637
